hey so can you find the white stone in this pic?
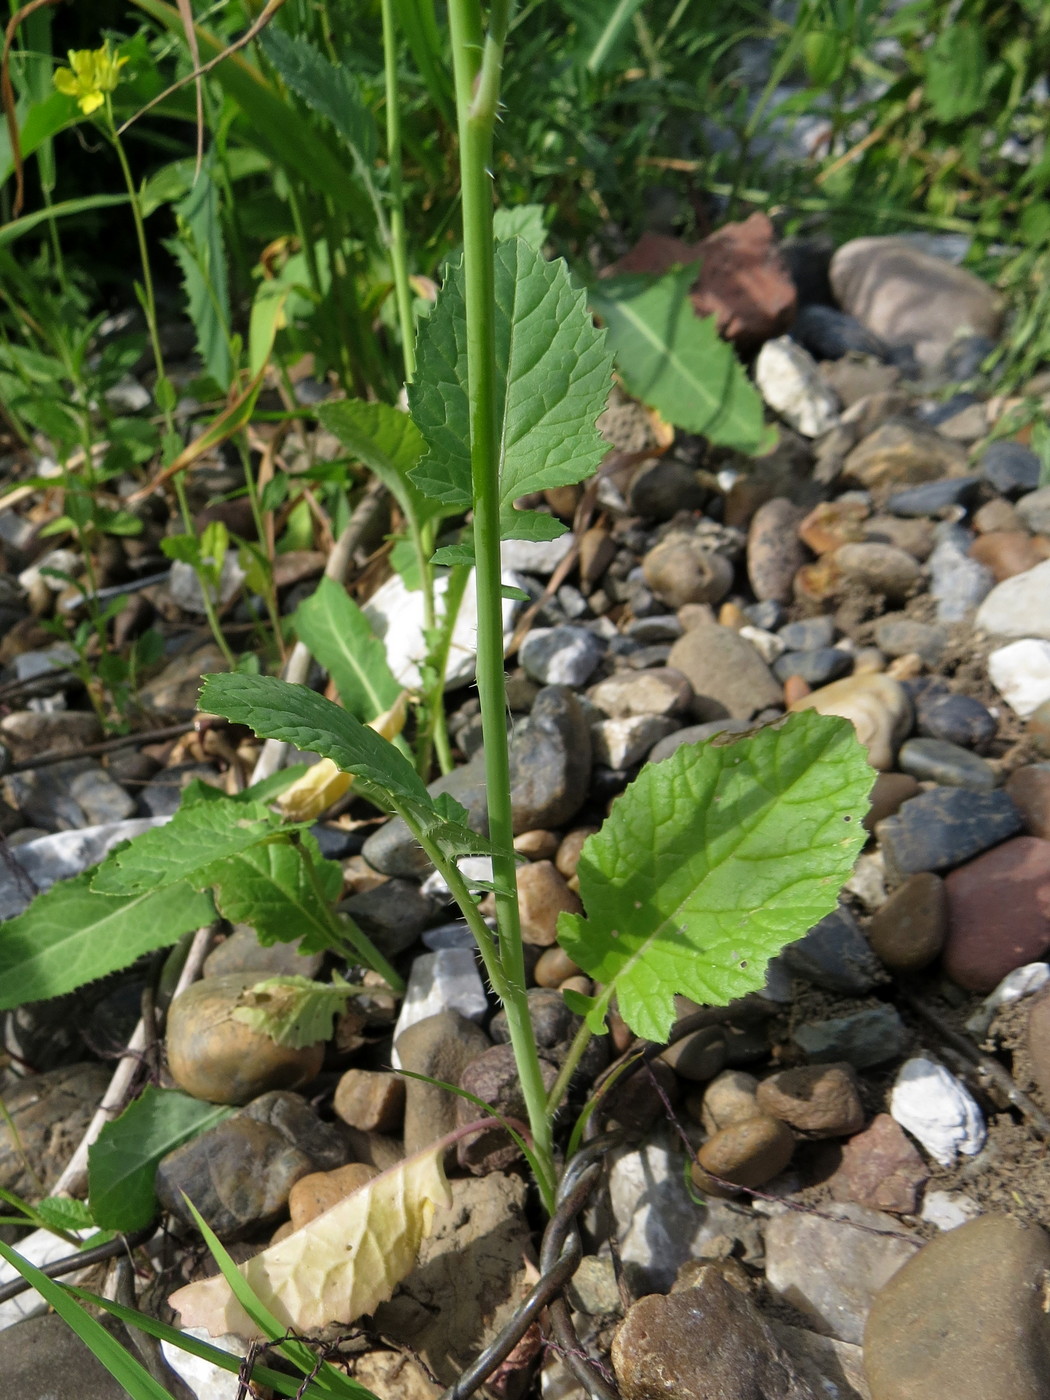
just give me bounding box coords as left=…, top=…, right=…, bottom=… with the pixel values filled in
left=18, top=548, right=80, bottom=594
left=890, top=1054, right=986, bottom=1167
left=964, top=961, right=1050, bottom=1036
left=421, top=919, right=480, bottom=951
left=0, top=817, right=170, bottom=920
left=987, top=638, right=1050, bottom=718
left=920, top=1190, right=982, bottom=1232
left=842, top=850, right=888, bottom=911
left=161, top=1328, right=246, bottom=1400
left=739, top=625, right=785, bottom=663
left=590, top=714, right=677, bottom=768
left=0, top=1228, right=93, bottom=1330
left=104, top=373, right=152, bottom=414
left=519, top=625, right=604, bottom=687
left=928, top=526, right=995, bottom=623
left=364, top=568, right=525, bottom=690
left=390, top=948, right=488, bottom=1069
left=754, top=336, right=839, bottom=437
left=975, top=558, right=1050, bottom=640
left=13, top=645, right=78, bottom=681
left=501, top=534, right=574, bottom=576
left=420, top=855, right=493, bottom=902
left=169, top=554, right=245, bottom=614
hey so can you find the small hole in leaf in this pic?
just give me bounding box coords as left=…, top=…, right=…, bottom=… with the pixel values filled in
left=740, top=960, right=748, bottom=969
left=843, top=814, right=852, bottom=822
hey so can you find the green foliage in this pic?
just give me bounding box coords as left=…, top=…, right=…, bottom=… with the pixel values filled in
left=232, top=972, right=357, bottom=1048
left=0, top=875, right=214, bottom=1011
left=588, top=267, right=771, bottom=453
left=408, top=237, right=614, bottom=546
left=88, top=1088, right=232, bottom=1232
left=558, top=713, right=874, bottom=1041
left=165, top=153, right=231, bottom=390
left=292, top=577, right=401, bottom=721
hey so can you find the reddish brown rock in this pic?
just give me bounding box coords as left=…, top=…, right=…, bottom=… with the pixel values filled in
left=943, top=836, right=1050, bottom=992
left=333, top=1069, right=405, bottom=1135
left=969, top=532, right=1050, bottom=582
left=756, top=1063, right=864, bottom=1138
left=694, top=1114, right=795, bottom=1190
left=829, top=1113, right=929, bottom=1214
left=868, top=871, right=947, bottom=972
left=747, top=497, right=807, bottom=603
left=288, top=1162, right=379, bottom=1230
left=1005, top=765, right=1050, bottom=841
left=605, top=214, right=796, bottom=350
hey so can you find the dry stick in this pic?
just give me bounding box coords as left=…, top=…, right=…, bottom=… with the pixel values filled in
left=250, top=479, right=389, bottom=785
left=51, top=924, right=216, bottom=1200
left=7, top=722, right=194, bottom=773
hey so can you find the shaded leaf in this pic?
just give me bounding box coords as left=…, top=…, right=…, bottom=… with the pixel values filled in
left=292, top=578, right=400, bottom=721
left=588, top=266, right=769, bottom=453
left=493, top=204, right=547, bottom=247
left=316, top=399, right=438, bottom=528
left=260, top=27, right=377, bottom=165
left=166, top=153, right=231, bottom=389
left=169, top=1140, right=452, bottom=1337
left=88, top=1088, right=232, bottom=1232
left=558, top=712, right=874, bottom=1041
left=202, top=834, right=342, bottom=955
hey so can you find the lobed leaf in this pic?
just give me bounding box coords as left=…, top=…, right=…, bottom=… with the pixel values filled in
left=90, top=799, right=292, bottom=897
left=202, top=834, right=343, bottom=955
left=169, top=1140, right=453, bottom=1337
left=88, top=1088, right=232, bottom=1233
left=588, top=266, right=770, bottom=453
left=0, top=876, right=214, bottom=1010
left=260, top=26, right=378, bottom=166
left=292, top=578, right=400, bottom=721
left=232, top=973, right=356, bottom=1048
left=408, top=237, right=613, bottom=539
left=558, top=712, right=875, bottom=1042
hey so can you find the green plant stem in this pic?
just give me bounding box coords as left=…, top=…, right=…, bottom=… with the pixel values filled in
left=447, top=0, right=555, bottom=1187
left=408, top=818, right=556, bottom=1211
left=545, top=1016, right=596, bottom=1117
left=381, top=0, right=417, bottom=384
left=298, top=838, right=404, bottom=992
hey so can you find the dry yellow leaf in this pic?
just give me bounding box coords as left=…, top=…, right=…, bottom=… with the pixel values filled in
left=168, top=1142, right=452, bottom=1338
left=275, top=691, right=410, bottom=822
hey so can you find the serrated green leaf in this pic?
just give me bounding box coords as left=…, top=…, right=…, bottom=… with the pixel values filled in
left=91, top=799, right=292, bottom=897
left=408, top=238, right=613, bottom=540
left=430, top=540, right=475, bottom=567
left=166, top=154, right=231, bottom=390
left=232, top=973, right=355, bottom=1048
left=557, top=712, right=874, bottom=1042
left=199, top=674, right=430, bottom=811
left=88, top=1088, right=232, bottom=1233
left=32, top=1197, right=96, bottom=1232
left=588, top=266, right=769, bottom=453
left=203, top=833, right=342, bottom=955
left=316, top=399, right=442, bottom=529
left=261, top=26, right=377, bottom=166
left=0, top=877, right=214, bottom=1010
left=292, top=578, right=400, bottom=721
left=493, top=204, right=547, bottom=247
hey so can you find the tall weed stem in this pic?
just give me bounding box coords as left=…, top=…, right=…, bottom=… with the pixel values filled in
left=446, top=0, right=555, bottom=1191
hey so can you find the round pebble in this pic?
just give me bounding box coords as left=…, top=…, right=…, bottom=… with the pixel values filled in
left=516, top=860, right=582, bottom=946
left=1005, top=765, right=1050, bottom=840
left=746, top=497, right=806, bottom=603
left=943, top=836, right=1050, bottom=991
left=642, top=535, right=734, bottom=609
left=868, top=871, right=947, bottom=972
left=772, top=647, right=853, bottom=686
left=697, top=1069, right=760, bottom=1134
left=789, top=672, right=913, bottom=770
left=694, top=1114, right=795, bottom=1190
left=755, top=1063, right=864, bottom=1137
left=898, top=737, right=997, bottom=790
left=916, top=689, right=997, bottom=748
left=831, top=541, right=922, bottom=602
left=166, top=973, right=326, bottom=1105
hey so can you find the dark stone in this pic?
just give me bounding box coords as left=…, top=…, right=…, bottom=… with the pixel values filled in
left=792, top=1006, right=909, bottom=1067
left=0, top=1313, right=130, bottom=1400
left=791, top=303, right=889, bottom=361
left=744, top=600, right=785, bottom=631
left=916, top=689, right=997, bottom=749
left=362, top=686, right=592, bottom=876
left=923, top=392, right=981, bottom=427
left=773, top=647, right=853, bottom=687
left=137, top=762, right=222, bottom=817
left=310, top=822, right=366, bottom=859
left=941, top=333, right=996, bottom=380
left=627, top=459, right=708, bottom=520
left=885, top=475, right=981, bottom=517
left=898, top=737, right=998, bottom=790
left=782, top=903, right=886, bottom=994
left=341, top=878, right=437, bottom=957
left=156, top=1115, right=316, bottom=1239
left=242, top=1089, right=350, bottom=1171
left=396, top=1011, right=492, bottom=1156
left=777, top=616, right=836, bottom=651
left=874, top=618, right=949, bottom=667
left=876, top=787, right=1023, bottom=883
left=980, top=440, right=1042, bottom=498
left=456, top=1044, right=559, bottom=1173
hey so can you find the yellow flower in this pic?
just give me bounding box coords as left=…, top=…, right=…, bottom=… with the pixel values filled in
left=54, top=43, right=128, bottom=116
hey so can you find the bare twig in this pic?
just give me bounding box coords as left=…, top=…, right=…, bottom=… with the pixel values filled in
left=0, top=1224, right=155, bottom=1307
left=7, top=723, right=194, bottom=774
